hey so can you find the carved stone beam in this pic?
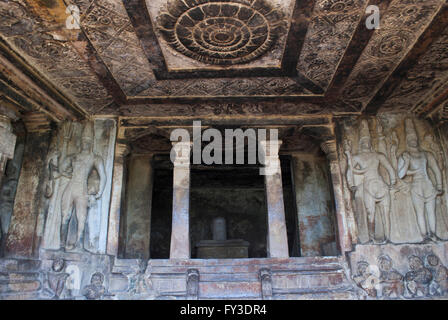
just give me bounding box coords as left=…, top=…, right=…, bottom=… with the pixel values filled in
left=170, top=141, right=192, bottom=259
left=107, top=142, right=130, bottom=257
left=259, top=140, right=289, bottom=258
left=320, top=139, right=352, bottom=253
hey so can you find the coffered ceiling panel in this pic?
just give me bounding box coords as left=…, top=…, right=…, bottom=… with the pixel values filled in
left=0, top=0, right=446, bottom=120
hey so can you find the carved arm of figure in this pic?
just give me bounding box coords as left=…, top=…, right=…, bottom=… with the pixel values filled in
left=59, top=122, right=73, bottom=174
left=398, top=152, right=411, bottom=179
left=427, top=152, right=443, bottom=194
left=344, top=140, right=355, bottom=189
left=94, top=155, right=106, bottom=199
left=398, top=152, right=422, bottom=178
left=379, top=153, right=397, bottom=186
left=390, top=131, right=399, bottom=170
left=377, top=122, right=387, bottom=156
left=45, top=151, right=60, bottom=198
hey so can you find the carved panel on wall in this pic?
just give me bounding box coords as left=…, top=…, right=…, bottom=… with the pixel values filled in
left=340, top=115, right=448, bottom=245
left=350, top=243, right=448, bottom=299
left=41, top=120, right=116, bottom=254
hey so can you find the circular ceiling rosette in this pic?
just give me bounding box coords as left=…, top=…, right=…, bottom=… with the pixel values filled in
left=158, top=0, right=286, bottom=66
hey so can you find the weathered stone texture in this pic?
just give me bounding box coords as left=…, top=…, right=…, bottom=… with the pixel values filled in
left=123, top=154, right=153, bottom=259
left=292, top=154, right=337, bottom=257
left=5, top=130, right=51, bottom=258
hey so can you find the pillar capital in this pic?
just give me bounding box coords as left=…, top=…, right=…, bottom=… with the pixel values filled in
left=171, top=141, right=192, bottom=167
left=115, top=142, right=131, bottom=158
left=259, top=139, right=282, bottom=157
left=320, top=139, right=338, bottom=162
left=259, top=140, right=282, bottom=176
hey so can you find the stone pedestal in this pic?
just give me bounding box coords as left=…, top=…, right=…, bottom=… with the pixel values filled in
left=170, top=142, right=192, bottom=259
left=260, top=140, right=289, bottom=258
left=196, top=239, right=250, bottom=259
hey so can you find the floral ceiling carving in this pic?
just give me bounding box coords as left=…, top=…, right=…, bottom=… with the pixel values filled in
left=157, top=0, right=287, bottom=66
left=0, top=0, right=446, bottom=119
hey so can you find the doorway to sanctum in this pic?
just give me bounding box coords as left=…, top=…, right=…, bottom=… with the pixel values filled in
left=148, top=154, right=299, bottom=259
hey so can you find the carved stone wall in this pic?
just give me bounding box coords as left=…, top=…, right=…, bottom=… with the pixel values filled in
left=338, top=115, right=448, bottom=245
left=40, top=119, right=117, bottom=255
left=350, top=243, right=448, bottom=299
left=0, top=134, right=24, bottom=251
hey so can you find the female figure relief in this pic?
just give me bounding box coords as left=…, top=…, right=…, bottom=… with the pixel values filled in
left=398, top=119, right=443, bottom=241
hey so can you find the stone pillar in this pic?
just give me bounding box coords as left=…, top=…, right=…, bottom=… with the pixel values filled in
left=0, top=114, right=17, bottom=187
left=260, top=140, right=289, bottom=258
left=321, top=140, right=352, bottom=253
left=170, top=142, right=192, bottom=259
left=124, top=154, right=154, bottom=260
left=291, top=153, right=337, bottom=257
left=106, top=142, right=130, bottom=257
left=5, top=113, right=51, bottom=258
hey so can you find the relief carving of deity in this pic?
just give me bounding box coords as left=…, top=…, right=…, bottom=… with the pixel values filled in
left=397, top=119, right=443, bottom=241
left=42, top=122, right=106, bottom=252
left=344, top=120, right=397, bottom=243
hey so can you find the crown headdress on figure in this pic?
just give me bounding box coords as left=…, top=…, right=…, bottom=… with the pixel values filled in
left=82, top=121, right=94, bottom=142
left=359, top=119, right=371, bottom=143
left=405, top=118, right=418, bottom=140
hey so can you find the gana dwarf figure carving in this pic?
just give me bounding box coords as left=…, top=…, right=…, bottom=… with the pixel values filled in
left=45, top=258, right=69, bottom=299
left=397, top=119, right=443, bottom=241
left=426, top=254, right=448, bottom=296
left=60, top=122, right=106, bottom=251
left=345, top=120, right=396, bottom=243
left=352, top=261, right=379, bottom=298
left=377, top=255, right=404, bottom=298
left=405, top=255, right=432, bottom=297
left=83, top=272, right=106, bottom=300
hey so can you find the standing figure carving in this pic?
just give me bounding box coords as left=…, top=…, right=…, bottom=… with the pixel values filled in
left=42, top=123, right=74, bottom=250
left=60, top=122, right=106, bottom=251
left=397, top=119, right=443, bottom=241
left=345, top=120, right=396, bottom=243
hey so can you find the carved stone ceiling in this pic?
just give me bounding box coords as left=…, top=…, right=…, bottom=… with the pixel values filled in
left=0, top=0, right=447, bottom=120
